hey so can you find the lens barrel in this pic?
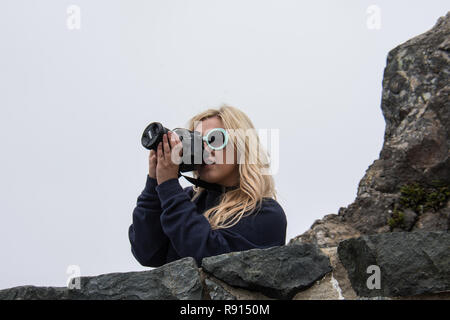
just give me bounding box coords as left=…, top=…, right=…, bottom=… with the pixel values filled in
left=141, top=122, right=210, bottom=173
left=141, top=122, right=169, bottom=151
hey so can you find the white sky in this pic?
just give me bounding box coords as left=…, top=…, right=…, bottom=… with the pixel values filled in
left=0, top=0, right=448, bottom=289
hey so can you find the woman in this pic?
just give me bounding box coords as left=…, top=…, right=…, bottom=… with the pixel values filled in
left=128, top=105, right=287, bottom=267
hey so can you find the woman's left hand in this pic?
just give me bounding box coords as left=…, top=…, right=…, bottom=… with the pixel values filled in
left=156, top=131, right=183, bottom=185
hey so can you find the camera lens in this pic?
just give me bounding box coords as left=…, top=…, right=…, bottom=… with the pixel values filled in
left=141, top=122, right=169, bottom=150
left=142, top=122, right=214, bottom=173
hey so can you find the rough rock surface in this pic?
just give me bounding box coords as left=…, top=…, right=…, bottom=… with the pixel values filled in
left=292, top=273, right=341, bottom=300
left=201, top=272, right=273, bottom=300
left=337, top=231, right=450, bottom=297
left=201, top=244, right=332, bottom=300
left=317, top=247, right=358, bottom=300
left=337, top=12, right=450, bottom=234
left=0, top=257, right=202, bottom=300
left=204, top=278, right=237, bottom=300
left=289, top=214, right=361, bottom=248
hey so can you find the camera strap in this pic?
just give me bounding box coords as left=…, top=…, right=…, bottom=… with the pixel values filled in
left=177, top=172, right=239, bottom=193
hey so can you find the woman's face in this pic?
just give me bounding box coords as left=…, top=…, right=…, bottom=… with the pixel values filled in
left=195, top=116, right=240, bottom=187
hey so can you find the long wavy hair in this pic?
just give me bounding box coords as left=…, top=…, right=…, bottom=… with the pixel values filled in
left=186, top=104, right=277, bottom=230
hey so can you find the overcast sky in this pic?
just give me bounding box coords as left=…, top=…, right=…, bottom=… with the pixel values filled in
left=0, top=0, right=448, bottom=290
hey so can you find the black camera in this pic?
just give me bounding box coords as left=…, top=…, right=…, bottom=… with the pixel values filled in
left=141, top=121, right=238, bottom=192
left=141, top=122, right=208, bottom=173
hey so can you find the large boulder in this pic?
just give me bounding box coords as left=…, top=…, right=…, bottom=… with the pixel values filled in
left=337, top=231, right=450, bottom=297
left=0, top=257, right=202, bottom=300
left=201, top=244, right=332, bottom=300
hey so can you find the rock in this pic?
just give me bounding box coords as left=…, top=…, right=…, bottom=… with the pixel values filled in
left=289, top=214, right=361, bottom=248
left=0, top=257, right=202, bottom=300
left=319, top=247, right=358, bottom=300
left=0, top=286, right=70, bottom=300
left=412, top=199, right=450, bottom=231
left=401, top=208, right=418, bottom=230
left=339, top=191, right=400, bottom=234
left=337, top=231, right=450, bottom=297
left=204, top=278, right=236, bottom=300
left=201, top=271, right=273, bottom=300
left=338, top=12, right=450, bottom=234
left=391, top=208, right=418, bottom=232
left=292, top=273, right=341, bottom=300
left=201, top=244, right=332, bottom=300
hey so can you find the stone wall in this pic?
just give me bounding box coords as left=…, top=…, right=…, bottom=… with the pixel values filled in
left=1, top=231, right=449, bottom=300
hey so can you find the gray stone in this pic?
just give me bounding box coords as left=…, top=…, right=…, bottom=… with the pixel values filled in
left=402, top=208, right=418, bottom=231
left=318, top=247, right=358, bottom=300
left=0, top=286, right=71, bottom=300
left=0, top=257, right=202, bottom=300
left=201, top=244, right=332, bottom=300
left=413, top=199, right=450, bottom=231
left=392, top=208, right=418, bottom=232
left=204, top=278, right=236, bottom=300
left=337, top=231, right=450, bottom=297
left=292, top=273, right=341, bottom=300
left=289, top=214, right=361, bottom=248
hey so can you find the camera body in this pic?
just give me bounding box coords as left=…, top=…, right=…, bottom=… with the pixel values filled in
left=141, top=122, right=209, bottom=173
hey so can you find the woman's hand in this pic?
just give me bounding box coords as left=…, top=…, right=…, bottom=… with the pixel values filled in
left=156, top=131, right=183, bottom=185
left=148, top=149, right=157, bottom=179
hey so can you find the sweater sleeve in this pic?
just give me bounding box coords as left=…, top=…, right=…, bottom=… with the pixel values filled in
left=128, top=175, right=169, bottom=267
left=155, top=178, right=287, bottom=266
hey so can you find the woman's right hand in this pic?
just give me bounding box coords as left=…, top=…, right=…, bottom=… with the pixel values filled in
left=148, top=149, right=157, bottom=179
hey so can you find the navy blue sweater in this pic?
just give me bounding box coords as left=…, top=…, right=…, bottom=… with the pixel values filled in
left=128, top=175, right=287, bottom=267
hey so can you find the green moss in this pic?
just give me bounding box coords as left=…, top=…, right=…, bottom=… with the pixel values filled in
left=398, top=182, right=426, bottom=214
left=388, top=204, right=405, bottom=229
left=387, top=180, right=450, bottom=230
left=425, top=185, right=450, bottom=212
left=398, top=180, right=450, bottom=213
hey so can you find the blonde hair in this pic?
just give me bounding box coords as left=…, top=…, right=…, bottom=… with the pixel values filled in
left=186, top=104, right=277, bottom=230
